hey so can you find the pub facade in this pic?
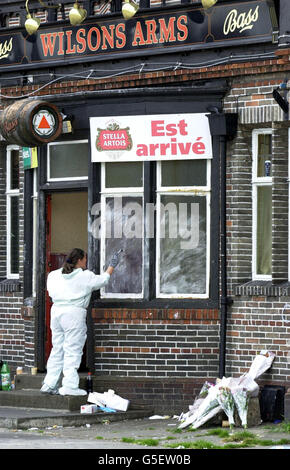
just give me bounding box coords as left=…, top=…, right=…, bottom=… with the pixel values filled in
left=0, top=0, right=289, bottom=413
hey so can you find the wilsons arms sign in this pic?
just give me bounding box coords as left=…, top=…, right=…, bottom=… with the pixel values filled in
left=0, top=0, right=277, bottom=71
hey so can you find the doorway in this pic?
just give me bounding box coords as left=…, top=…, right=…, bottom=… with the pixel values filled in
left=45, top=191, right=88, bottom=367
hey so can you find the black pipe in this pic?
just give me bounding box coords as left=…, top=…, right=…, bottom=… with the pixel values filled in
left=206, top=113, right=237, bottom=378
left=219, top=135, right=227, bottom=378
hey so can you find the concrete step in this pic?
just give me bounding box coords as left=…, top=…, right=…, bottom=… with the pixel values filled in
left=0, top=389, right=88, bottom=411
left=14, top=373, right=88, bottom=390
left=0, top=405, right=154, bottom=430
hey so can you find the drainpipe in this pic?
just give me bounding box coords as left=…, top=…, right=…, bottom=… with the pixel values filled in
left=219, top=134, right=230, bottom=378
left=206, top=112, right=237, bottom=379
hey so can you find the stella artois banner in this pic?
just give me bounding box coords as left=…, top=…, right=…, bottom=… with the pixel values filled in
left=90, top=113, right=212, bottom=163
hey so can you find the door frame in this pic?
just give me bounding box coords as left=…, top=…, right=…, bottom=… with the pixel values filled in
left=36, top=187, right=91, bottom=371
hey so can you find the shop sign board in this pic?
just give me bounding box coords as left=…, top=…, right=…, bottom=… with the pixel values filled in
left=90, top=113, right=212, bottom=162
left=0, top=0, right=277, bottom=71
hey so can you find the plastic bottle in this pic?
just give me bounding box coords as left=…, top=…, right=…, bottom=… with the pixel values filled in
left=1, top=362, right=11, bottom=391
left=86, top=372, right=93, bottom=393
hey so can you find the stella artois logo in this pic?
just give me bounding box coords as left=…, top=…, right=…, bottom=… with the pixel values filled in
left=96, top=122, right=132, bottom=152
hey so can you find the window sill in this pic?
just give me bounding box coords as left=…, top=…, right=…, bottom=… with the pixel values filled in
left=235, top=281, right=290, bottom=297
left=0, top=279, right=21, bottom=293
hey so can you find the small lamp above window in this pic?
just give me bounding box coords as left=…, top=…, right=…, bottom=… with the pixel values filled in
left=69, top=2, right=87, bottom=25
left=201, top=0, right=218, bottom=9
left=122, top=0, right=139, bottom=20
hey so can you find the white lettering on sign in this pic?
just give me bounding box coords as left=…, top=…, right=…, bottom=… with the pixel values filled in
left=223, top=6, right=259, bottom=35
left=0, top=38, right=13, bottom=60
left=90, top=114, right=212, bottom=163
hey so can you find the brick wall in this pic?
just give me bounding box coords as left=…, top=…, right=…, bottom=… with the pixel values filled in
left=0, top=146, right=6, bottom=280
left=0, top=149, right=25, bottom=373
left=226, top=296, right=290, bottom=384
left=92, top=308, right=220, bottom=378
left=223, top=72, right=290, bottom=389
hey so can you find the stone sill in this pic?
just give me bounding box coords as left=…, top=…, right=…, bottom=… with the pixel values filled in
left=235, top=281, right=290, bottom=297
left=0, top=279, right=21, bottom=293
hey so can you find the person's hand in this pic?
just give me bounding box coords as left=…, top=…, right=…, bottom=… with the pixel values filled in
left=108, top=249, right=123, bottom=268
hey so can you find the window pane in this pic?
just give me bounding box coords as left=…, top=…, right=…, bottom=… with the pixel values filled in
left=10, top=196, right=19, bottom=274
left=103, top=196, right=143, bottom=294
left=10, top=150, right=19, bottom=189
left=161, top=160, right=207, bottom=186
left=257, top=134, right=272, bottom=177
left=256, top=186, right=272, bottom=275
left=105, top=162, right=143, bottom=188
left=49, top=143, right=88, bottom=179
left=159, top=195, right=207, bottom=295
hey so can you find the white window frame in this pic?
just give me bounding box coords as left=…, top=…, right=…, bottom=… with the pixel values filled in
left=6, top=145, right=20, bottom=279
left=252, top=128, right=272, bottom=281
left=100, top=162, right=144, bottom=299
left=32, top=168, right=38, bottom=296
left=156, top=160, right=211, bottom=299
left=47, top=140, right=89, bottom=182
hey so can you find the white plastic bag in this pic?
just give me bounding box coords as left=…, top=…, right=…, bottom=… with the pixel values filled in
left=88, top=389, right=129, bottom=411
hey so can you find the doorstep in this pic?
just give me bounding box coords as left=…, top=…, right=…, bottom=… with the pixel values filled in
left=0, top=405, right=154, bottom=430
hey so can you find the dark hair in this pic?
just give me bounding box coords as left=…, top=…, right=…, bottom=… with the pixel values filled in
left=62, top=248, right=86, bottom=274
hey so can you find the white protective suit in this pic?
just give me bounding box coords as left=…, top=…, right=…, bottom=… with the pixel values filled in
left=41, top=268, right=110, bottom=396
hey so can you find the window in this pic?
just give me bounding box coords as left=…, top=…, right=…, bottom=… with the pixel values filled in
left=6, top=146, right=20, bottom=279
left=252, top=129, right=272, bottom=280
left=32, top=168, right=38, bottom=296
left=47, top=140, right=88, bottom=181
left=156, top=160, right=210, bottom=298
left=100, top=162, right=144, bottom=299
left=98, top=159, right=211, bottom=300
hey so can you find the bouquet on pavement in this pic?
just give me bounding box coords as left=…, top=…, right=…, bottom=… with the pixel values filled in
left=217, top=386, right=235, bottom=429
left=178, top=381, right=215, bottom=429
left=187, top=386, right=222, bottom=430
left=232, top=387, right=249, bottom=429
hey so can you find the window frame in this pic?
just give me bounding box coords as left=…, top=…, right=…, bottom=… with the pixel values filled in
left=99, top=159, right=212, bottom=300
left=100, top=162, right=145, bottom=299
left=6, top=145, right=20, bottom=280
left=47, top=139, right=89, bottom=182
left=252, top=128, right=273, bottom=281
left=156, top=160, right=211, bottom=299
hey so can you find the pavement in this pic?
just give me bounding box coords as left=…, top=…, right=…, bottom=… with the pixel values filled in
left=0, top=411, right=289, bottom=453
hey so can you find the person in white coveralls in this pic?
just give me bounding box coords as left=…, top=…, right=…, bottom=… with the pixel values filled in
left=40, top=247, right=121, bottom=396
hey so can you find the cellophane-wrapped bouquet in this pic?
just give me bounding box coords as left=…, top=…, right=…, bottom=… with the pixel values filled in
left=232, top=387, right=249, bottom=429
left=217, top=386, right=235, bottom=429
left=189, top=386, right=222, bottom=430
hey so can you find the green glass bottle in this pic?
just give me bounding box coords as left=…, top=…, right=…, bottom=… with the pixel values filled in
left=1, top=362, right=11, bottom=391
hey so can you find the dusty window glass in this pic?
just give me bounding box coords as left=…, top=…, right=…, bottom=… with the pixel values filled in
left=161, top=160, right=207, bottom=186
left=48, top=142, right=88, bottom=179
left=257, top=133, right=272, bottom=177
left=105, top=162, right=143, bottom=188
left=158, top=195, right=207, bottom=295
left=103, top=196, right=143, bottom=296
left=10, top=150, right=19, bottom=190
left=10, top=196, right=19, bottom=274
left=256, top=186, right=272, bottom=276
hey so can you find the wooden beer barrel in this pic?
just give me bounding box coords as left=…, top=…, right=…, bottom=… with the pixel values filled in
left=0, top=99, right=63, bottom=146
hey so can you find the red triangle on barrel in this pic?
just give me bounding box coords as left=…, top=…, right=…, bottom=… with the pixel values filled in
left=38, top=115, right=51, bottom=129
